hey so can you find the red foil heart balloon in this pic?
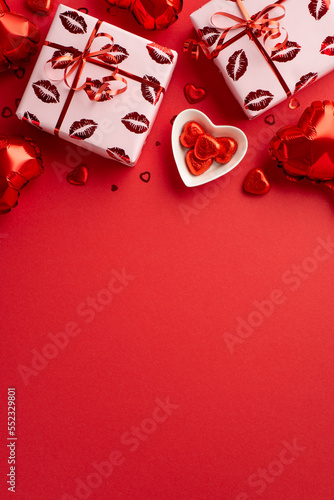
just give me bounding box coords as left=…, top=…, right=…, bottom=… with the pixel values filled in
left=26, top=0, right=54, bottom=16
left=244, top=168, right=270, bottom=195
left=105, top=0, right=183, bottom=30
left=269, top=100, right=334, bottom=186
left=67, top=165, right=88, bottom=186
left=0, top=0, right=40, bottom=72
left=184, top=83, right=207, bottom=104
left=0, top=135, right=43, bottom=214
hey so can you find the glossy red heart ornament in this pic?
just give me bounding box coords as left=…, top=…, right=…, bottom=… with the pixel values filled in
left=0, top=135, right=43, bottom=214
left=184, top=83, right=207, bottom=104
left=186, top=149, right=212, bottom=176
left=67, top=165, right=88, bottom=186
left=194, top=133, right=221, bottom=160
left=269, top=100, right=334, bottom=184
left=215, top=137, right=238, bottom=164
left=105, top=0, right=182, bottom=30
left=243, top=168, right=270, bottom=195
left=0, top=0, right=40, bottom=72
left=179, top=121, right=205, bottom=148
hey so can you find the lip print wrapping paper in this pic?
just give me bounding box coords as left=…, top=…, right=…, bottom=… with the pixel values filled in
left=17, top=4, right=178, bottom=165
left=190, top=0, right=334, bottom=118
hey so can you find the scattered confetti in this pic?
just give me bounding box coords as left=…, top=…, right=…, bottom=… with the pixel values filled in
left=111, top=184, right=118, bottom=191
left=66, top=165, right=88, bottom=186
left=170, top=115, right=177, bottom=125
left=14, top=68, right=25, bottom=79
left=264, top=114, right=275, bottom=125
left=140, top=172, right=151, bottom=183
left=155, top=141, right=161, bottom=146
left=289, top=97, right=300, bottom=110
left=1, top=107, right=13, bottom=118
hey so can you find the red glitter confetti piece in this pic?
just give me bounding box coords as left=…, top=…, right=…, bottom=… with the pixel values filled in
left=289, top=97, right=300, bottom=110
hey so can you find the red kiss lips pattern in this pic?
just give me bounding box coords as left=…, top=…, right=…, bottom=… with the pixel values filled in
left=69, top=119, right=98, bottom=140
left=198, top=26, right=220, bottom=47
left=244, top=89, right=274, bottom=112
left=106, top=147, right=131, bottom=164
left=22, top=111, right=42, bottom=129
left=294, top=72, right=318, bottom=93
left=271, top=41, right=301, bottom=63
left=84, top=80, right=113, bottom=102
left=320, top=36, right=334, bottom=55
left=226, top=49, right=248, bottom=81
left=51, top=47, right=81, bottom=70
left=32, top=80, right=60, bottom=104
left=121, top=112, right=150, bottom=134
left=99, top=44, right=129, bottom=64
left=146, top=43, right=174, bottom=64
left=59, top=10, right=87, bottom=34
left=308, top=0, right=330, bottom=20
left=141, top=75, right=163, bottom=105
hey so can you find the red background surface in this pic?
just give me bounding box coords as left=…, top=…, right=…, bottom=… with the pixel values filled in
left=1, top=1, right=334, bottom=499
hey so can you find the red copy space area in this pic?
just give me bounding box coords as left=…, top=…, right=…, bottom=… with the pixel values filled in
left=1, top=1, right=334, bottom=499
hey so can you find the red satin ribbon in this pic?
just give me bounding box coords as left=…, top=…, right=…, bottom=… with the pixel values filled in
left=46, top=30, right=127, bottom=100
left=210, top=0, right=287, bottom=55
left=184, top=0, right=290, bottom=97
left=43, top=19, right=165, bottom=136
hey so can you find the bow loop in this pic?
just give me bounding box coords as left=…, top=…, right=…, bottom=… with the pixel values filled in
left=46, top=31, right=127, bottom=100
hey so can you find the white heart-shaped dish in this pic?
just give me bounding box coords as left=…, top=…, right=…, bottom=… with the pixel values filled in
left=172, top=109, right=248, bottom=187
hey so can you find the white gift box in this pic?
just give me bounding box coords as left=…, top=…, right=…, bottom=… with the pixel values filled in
left=190, top=0, right=334, bottom=118
left=17, top=4, right=178, bottom=165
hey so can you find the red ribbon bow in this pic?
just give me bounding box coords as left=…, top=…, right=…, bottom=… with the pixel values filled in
left=46, top=32, right=127, bottom=101
left=210, top=0, right=287, bottom=55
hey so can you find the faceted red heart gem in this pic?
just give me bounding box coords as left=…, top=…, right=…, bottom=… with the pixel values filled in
left=215, top=137, right=238, bottom=164
left=186, top=149, right=212, bottom=176
left=179, top=121, right=205, bottom=148
left=194, top=133, right=221, bottom=160
left=184, top=83, right=207, bottom=104
left=67, top=165, right=88, bottom=186
left=243, top=168, right=270, bottom=195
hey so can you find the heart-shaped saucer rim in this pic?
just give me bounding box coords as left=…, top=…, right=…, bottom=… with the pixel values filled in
left=172, top=109, right=248, bottom=188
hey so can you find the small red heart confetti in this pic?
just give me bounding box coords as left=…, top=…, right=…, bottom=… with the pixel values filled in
left=215, top=137, right=237, bottom=164
left=289, top=97, right=300, bottom=110
left=186, top=149, right=212, bottom=176
left=140, top=172, right=150, bottom=183
left=66, top=164, right=88, bottom=186
left=264, top=114, right=275, bottom=126
left=180, top=121, right=205, bottom=148
left=184, top=83, right=207, bottom=104
left=111, top=184, right=118, bottom=191
left=15, top=98, right=21, bottom=108
left=170, top=115, right=177, bottom=125
left=1, top=107, right=13, bottom=118
left=78, top=7, right=89, bottom=14
left=14, top=68, right=25, bottom=79
left=155, top=141, right=161, bottom=146
left=243, top=168, right=270, bottom=195
left=194, top=133, right=221, bottom=160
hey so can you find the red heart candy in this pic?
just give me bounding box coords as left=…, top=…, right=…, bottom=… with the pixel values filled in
left=67, top=165, right=88, bottom=186
left=243, top=168, right=270, bottom=195
left=184, top=83, right=207, bottom=104
left=194, top=133, right=221, bottom=160
left=186, top=148, right=212, bottom=176
left=215, top=137, right=238, bottom=164
left=179, top=121, right=205, bottom=148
